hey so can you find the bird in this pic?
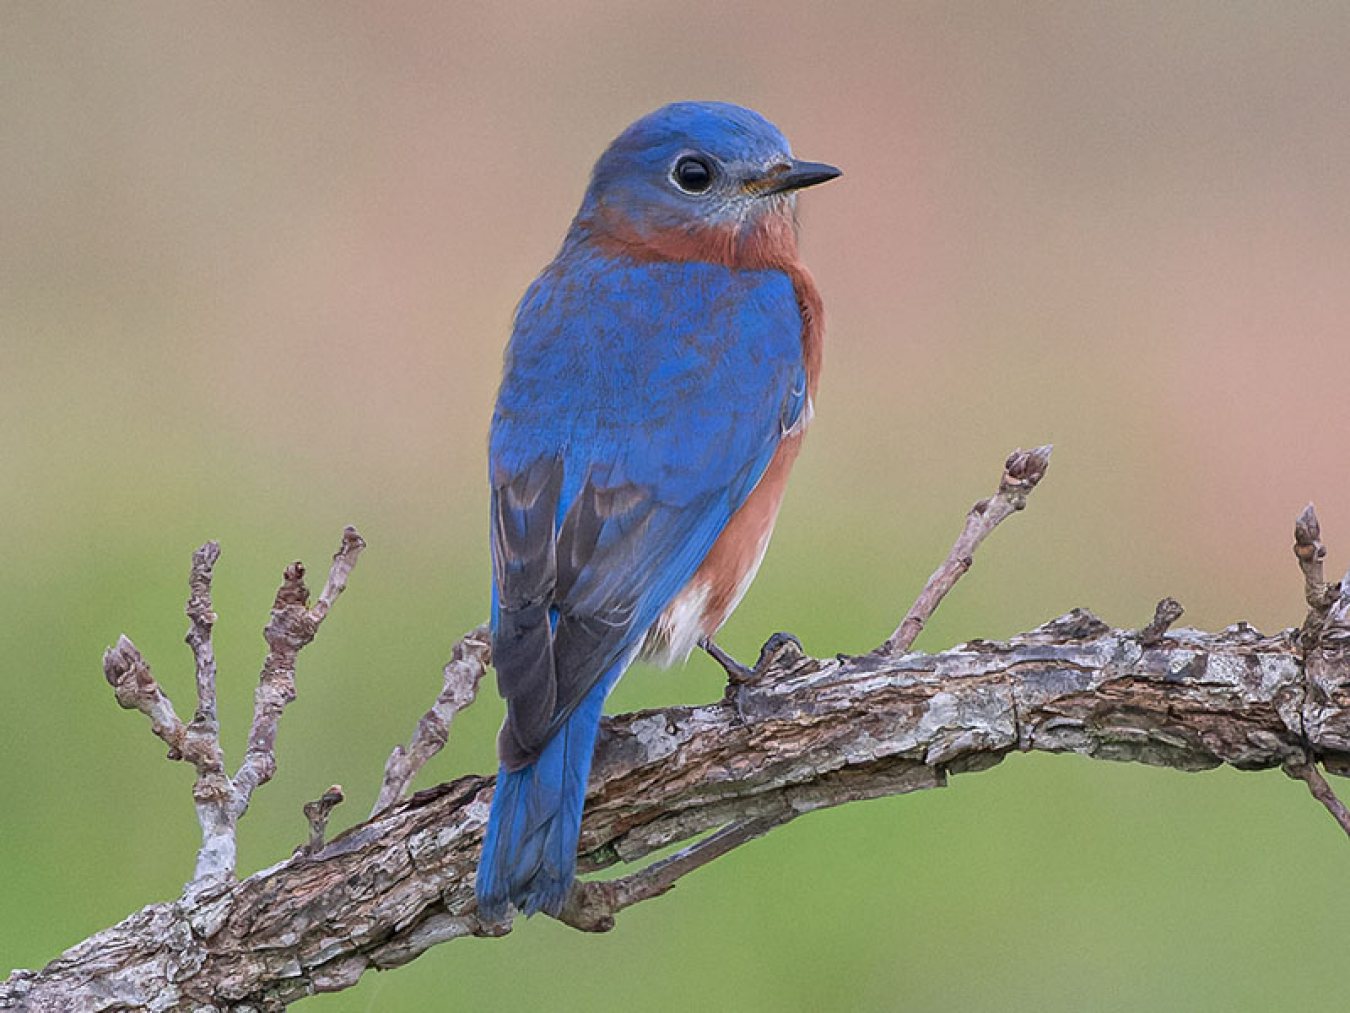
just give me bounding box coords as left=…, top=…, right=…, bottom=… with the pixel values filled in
left=476, top=101, right=839, bottom=921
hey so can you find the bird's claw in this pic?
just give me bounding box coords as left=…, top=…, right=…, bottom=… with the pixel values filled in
left=704, top=632, right=807, bottom=726
left=754, top=631, right=805, bottom=675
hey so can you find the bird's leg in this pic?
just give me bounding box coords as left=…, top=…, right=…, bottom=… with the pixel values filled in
left=702, top=637, right=755, bottom=726
left=700, top=637, right=755, bottom=684
left=704, top=632, right=808, bottom=725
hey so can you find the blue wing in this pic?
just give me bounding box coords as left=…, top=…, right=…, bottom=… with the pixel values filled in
left=489, top=252, right=804, bottom=769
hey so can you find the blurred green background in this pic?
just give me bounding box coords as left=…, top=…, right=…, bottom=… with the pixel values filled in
left=5, top=2, right=1350, bottom=1010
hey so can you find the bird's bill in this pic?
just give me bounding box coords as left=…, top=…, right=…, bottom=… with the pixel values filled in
left=746, top=159, right=842, bottom=197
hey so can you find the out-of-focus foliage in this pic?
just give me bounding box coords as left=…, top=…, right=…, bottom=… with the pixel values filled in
left=4, top=4, right=1350, bottom=1010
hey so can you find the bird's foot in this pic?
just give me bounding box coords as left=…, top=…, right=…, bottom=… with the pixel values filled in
left=754, top=631, right=806, bottom=675
left=704, top=632, right=808, bottom=725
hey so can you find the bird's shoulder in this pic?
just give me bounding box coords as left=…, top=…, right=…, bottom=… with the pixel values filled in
left=496, top=251, right=803, bottom=424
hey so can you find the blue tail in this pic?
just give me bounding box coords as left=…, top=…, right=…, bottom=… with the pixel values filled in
left=476, top=672, right=613, bottom=920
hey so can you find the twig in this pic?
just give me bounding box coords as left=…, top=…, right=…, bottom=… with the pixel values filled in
left=234, top=527, right=366, bottom=812
left=371, top=624, right=492, bottom=817
left=102, top=544, right=239, bottom=882
left=180, top=542, right=239, bottom=881
left=312, top=526, right=366, bottom=621
left=102, top=637, right=189, bottom=759
left=878, top=445, right=1052, bottom=655
left=185, top=541, right=221, bottom=730
left=302, top=785, right=346, bottom=855
left=559, top=812, right=795, bottom=932
left=1285, top=762, right=1350, bottom=839
left=1294, top=504, right=1338, bottom=649
left=1139, top=597, right=1185, bottom=646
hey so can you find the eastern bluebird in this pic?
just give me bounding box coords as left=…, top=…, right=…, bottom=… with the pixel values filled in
left=476, top=101, right=839, bottom=920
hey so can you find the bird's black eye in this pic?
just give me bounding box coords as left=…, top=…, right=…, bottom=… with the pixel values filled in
left=672, top=155, right=714, bottom=194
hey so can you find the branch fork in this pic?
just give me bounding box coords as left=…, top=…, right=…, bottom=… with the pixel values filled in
left=102, top=527, right=366, bottom=884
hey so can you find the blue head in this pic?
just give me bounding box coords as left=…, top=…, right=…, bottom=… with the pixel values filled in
left=569, top=102, right=839, bottom=267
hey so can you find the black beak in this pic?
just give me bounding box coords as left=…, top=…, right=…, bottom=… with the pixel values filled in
left=750, top=158, right=842, bottom=197
left=754, top=159, right=842, bottom=196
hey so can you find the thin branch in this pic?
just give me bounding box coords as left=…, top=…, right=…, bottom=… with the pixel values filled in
left=233, top=527, right=366, bottom=811
left=878, top=445, right=1053, bottom=655
left=1294, top=504, right=1338, bottom=648
left=185, top=541, right=222, bottom=729
left=180, top=542, right=236, bottom=882
left=302, top=785, right=346, bottom=855
left=311, top=525, right=366, bottom=622
left=1285, top=762, right=1350, bottom=839
left=560, top=812, right=796, bottom=932
left=102, top=636, right=189, bottom=759
left=372, top=624, right=492, bottom=816
left=1139, top=596, right=1185, bottom=646
left=231, top=563, right=308, bottom=807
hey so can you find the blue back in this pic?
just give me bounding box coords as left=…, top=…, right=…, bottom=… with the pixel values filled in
left=494, top=253, right=804, bottom=501
left=488, top=247, right=805, bottom=767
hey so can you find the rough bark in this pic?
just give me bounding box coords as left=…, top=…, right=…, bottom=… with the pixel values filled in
left=4, top=611, right=1348, bottom=1011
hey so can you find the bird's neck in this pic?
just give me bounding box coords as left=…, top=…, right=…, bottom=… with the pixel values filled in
left=561, top=203, right=825, bottom=401
left=574, top=203, right=803, bottom=271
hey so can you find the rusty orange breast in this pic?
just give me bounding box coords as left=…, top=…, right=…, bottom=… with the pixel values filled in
left=693, top=431, right=804, bottom=633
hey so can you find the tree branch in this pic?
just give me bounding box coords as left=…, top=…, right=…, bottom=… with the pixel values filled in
left=99, top=529, right=366, bottom=888
left=16, top=610, right=1347, bottom=1010
left=879, top=445, right=1052, bottom=654
left=371, top=625, right=491, bottom=817
left=9, top=453, right=1350, bottom=1011
left=234, top=527, right=366, bottom=812
left=1284, top=761, right=1350, bottom=839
